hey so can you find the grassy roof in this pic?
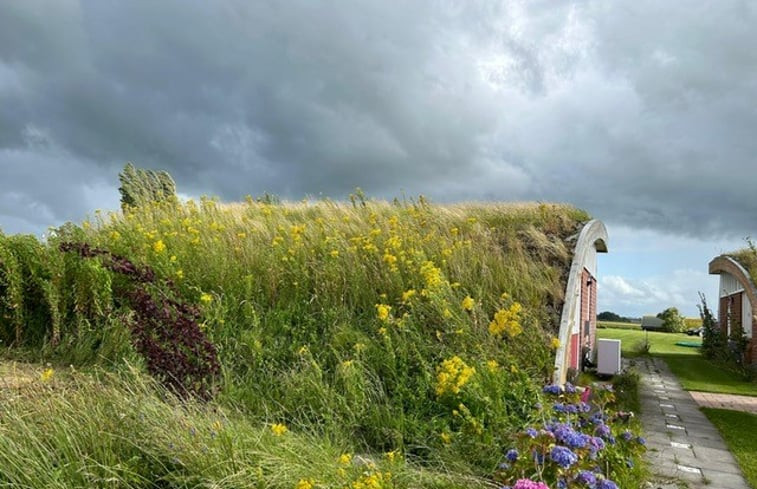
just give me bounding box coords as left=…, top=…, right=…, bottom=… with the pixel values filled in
left=1, top=198, right=592, bottom=479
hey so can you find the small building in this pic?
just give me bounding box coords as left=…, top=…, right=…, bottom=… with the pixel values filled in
left=553, top=220, right=608, bottom=383
left=708, top=254, right=757, bottom=365
left=640, top=316, right=664, bottom=331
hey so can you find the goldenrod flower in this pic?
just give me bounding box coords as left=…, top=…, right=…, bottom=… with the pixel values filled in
left=271, top=423, right=288, bottom=436
left=40, top=368, right=54, bottom=382
left=295, top=479, right=313, bottom=489
left=435, top=356, right=475, bottom=396
left=339, top=453, right=352, bottom=465
left=375, top=304, right=391, bottom=322
left=488, top=302, right=523, bottom=337
left=153, top=240, right=166, bottom=253
left=461, top=296, right=475, bottom=311
left=401, top=289, right=417, bottom=302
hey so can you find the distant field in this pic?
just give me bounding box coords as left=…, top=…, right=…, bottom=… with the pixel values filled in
left=597, top=320, right=640, bottom=330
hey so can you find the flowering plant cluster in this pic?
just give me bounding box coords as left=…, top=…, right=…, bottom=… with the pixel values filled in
left=495, top=382, right=646, bottom=489
left=60, top=242, right=220, bottom=399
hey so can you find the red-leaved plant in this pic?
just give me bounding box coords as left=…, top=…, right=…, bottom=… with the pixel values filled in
left=60, top=242, right=220, bottom=399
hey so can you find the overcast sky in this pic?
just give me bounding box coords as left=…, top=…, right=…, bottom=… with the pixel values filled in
left=2, top=1, right=756, bottom=317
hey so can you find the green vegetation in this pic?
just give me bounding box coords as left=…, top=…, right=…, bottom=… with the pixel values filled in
left=0, top=366, right=476, bottom=489
left=598, top=328, right=757, bottom=396
left=655, top=307, right=686, bottom=333
left=701, top=408, right=757, bottom=489
left=1, top=196, right=598, bottom=486
left=118, top=162, right=177, bottom=210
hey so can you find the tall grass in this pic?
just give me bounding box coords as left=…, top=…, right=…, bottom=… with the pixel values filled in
left=1, top=197, right=591, bottom=476
left=0, top=366, right=484, bottom=488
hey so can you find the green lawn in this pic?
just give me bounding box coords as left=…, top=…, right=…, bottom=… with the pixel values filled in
left=701, top=408, right=757, bottom=489
left=598, top=328, right=757, bottom=397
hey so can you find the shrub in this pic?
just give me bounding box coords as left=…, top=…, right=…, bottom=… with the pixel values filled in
left=495, top=383, right=646, bottom=489
left=118, top=162, right=177, bottom=210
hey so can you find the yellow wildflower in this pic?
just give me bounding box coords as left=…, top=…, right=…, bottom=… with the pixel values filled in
left=440, top=432, right=451, bottom=444
left=401, top=289, right=417, bottom=302
left=375, top=304, right=391, bottom=322
left=200, top=293, right=213, bottom=304
left=271, top=423, right=288, bottom=436
left=550, top=337, right=561, bottom=349
left=385, top=450, right=399, bottom=462
left=487, top=360, right=499, bottom=372
left=420, top=261, right=443, bottom=288
left=153, top=240, right=166, bottom=253
left=341, top=360, right=354, bottom=368
left=295, top=479, right=313, bottom=489
left=510, top=364, right=519, bottom=374
left=443, top=308, right=452, bottom=319
left=170, top=255, right=177, bottom=262
left=339, top=453, right=352, bottom=465
left=435, top=356, right=475, bottom=396
left=329, top=249, right=339, bottom=258
left=461, top=296, right=475, bottom=311
left=488, top=302, right=523, bottom=337
left=109, top=230, right=121, bottom=240
left=237, top=232, right=246, bottom=239
left=176, top=269, right=184, bottom=279
left=40, top=367, right=54, bottom=382
left=354, top=342, right=366, bottom=353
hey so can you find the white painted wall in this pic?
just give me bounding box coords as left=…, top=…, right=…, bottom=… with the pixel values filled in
left=720, top=272, right=744, bottom=297
left=744, top=294, right=753, bottom=339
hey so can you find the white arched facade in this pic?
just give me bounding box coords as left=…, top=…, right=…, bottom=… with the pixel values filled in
left=553, top=219, right=608, bottom=384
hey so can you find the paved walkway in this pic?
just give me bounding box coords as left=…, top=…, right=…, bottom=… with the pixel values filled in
left=635, top=357, right=751, bottom=489
left=690, top=390, right=757, bottom=414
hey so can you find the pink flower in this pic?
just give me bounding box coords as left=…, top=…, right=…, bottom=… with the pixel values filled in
left=580, top=387, right=592, bottom=403
left=513, top=479, right=550, bottom=489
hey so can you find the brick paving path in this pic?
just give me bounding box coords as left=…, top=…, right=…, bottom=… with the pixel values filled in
left=635, top=357, right=751, bottom=489
left=689, top=390, right=757, bottom=414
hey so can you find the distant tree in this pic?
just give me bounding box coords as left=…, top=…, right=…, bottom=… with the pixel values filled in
left=656, top=307, right=686, bottom=333
left=597, top=311, right=623, bottom=322
left=118, top=162, right=177, bottom=210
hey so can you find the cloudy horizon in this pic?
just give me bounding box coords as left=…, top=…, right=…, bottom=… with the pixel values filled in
left=2, top=1, right=756, bottom=317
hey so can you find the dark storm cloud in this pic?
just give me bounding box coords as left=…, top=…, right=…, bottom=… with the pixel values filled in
left=1, top=1, right=756, bottom=236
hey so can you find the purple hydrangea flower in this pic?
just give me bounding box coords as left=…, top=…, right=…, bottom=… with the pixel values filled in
left=636, top=436, right=646, bottom=445
left=506, top=449, right=519, bottom=462
left=588, top=436, right=605, bottom=455
left=525, top=427, right=538, bottom=438
left=564, top=382, right=577, bottom=394
left=597, top=479, right=618, bottom=489
left=550, top=446, right=578, bottom=468
left=543, top=384, right=563, bottom=395
left=574, top=470, right=597, bottom=486
left=621, top=430, right=633, bottom=441
left=594, top=423, right=611, bottom=438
